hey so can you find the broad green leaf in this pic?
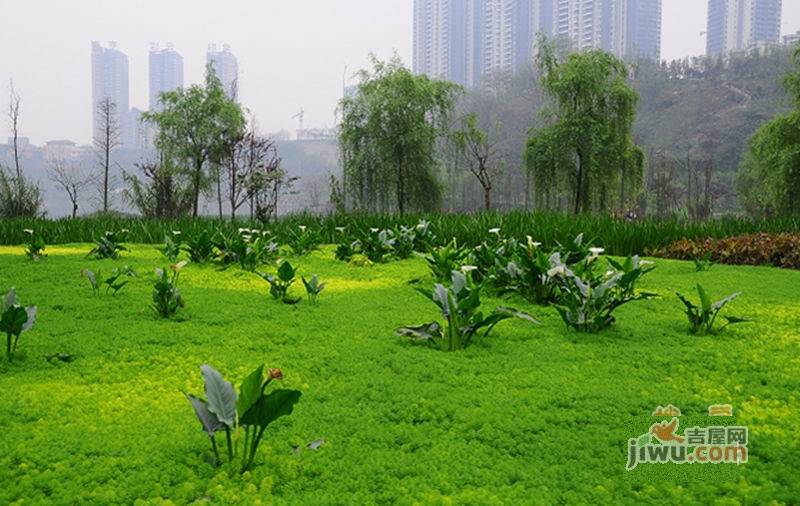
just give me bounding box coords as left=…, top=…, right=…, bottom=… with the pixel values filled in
left=711, top=292, right=741, bottom=312
left=200, top=365, right=238, bottom=428
left=278, top=261, right=295, bottom=282
left=1, top=306, right=29, bottom=336
left=724, top=316, right=751, bottom=325
left=22, top=306, right=36, bottom=332
left=433, top=284, right=451, bottom=317
left=241, top=389, right=302, bottom=429
left=396, top=322, right=442, bottom=341
left=3, top=289, right=17, bottom=312
left=675, top=292, right=696, bottom=311
left=237, top=365, right=265, bottom=418
left=697, top=284, right=712, bottom=312
left=186, top=394, right=223, bottom=436
left=494, top=306, right=540, bottom=324
left=451, top=270, right=467, bottom=294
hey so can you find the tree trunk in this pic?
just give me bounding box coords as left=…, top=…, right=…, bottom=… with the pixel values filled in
left=396, top=158, right=405, bottom=216
left=103, top=140, right=109, bottom=213
left=216, top=170, right=223, bottom=219
left=103, top=160, right=109, bottom=213
left=192, top=160, right=202, bottom=218
left=483, top=185, right=491, bottom=212
left=229, top=168, right=237, bottom=221
left=574, top=150, right=584, bottom=215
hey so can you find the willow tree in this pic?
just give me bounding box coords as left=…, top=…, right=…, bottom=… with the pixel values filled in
left=525, top=38, right=644, bottom=214
left=339, top=56, right=460, bottom=214
left=737, top=45, right=800, bottom=217
left=143, top=66, right=245, bottom=217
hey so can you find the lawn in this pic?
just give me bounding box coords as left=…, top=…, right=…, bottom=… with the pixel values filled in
left=1, top=244, right=798, bottom=504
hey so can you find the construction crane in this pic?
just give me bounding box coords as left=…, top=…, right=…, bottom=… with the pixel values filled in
left=292, top=108, right=305, bottom=135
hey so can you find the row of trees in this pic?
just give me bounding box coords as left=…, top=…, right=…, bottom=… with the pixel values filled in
left=6, top=44, right=797, bottom=220
left=339, top=41, right=644, bottom=216
left=340, top=42, right=800, bottom=219
left=1, top=68, right=295, bottom=220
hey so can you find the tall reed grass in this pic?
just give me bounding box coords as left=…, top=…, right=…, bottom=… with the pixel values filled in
left=1, top=212, right=798, bottom=256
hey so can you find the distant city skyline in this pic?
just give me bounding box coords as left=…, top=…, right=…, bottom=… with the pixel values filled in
left=2, top=0, right=800, bottom=146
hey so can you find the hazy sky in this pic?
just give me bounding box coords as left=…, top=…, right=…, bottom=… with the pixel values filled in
left=2, top=0, right=800, bottom=146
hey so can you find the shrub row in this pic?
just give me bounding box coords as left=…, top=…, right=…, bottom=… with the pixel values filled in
left=652, top=232, right=800, bottom=269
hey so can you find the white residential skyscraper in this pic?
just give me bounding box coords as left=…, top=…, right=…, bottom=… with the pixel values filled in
left=624, top=0, right=662, bottom=61
left=553, top=0, right=608, bottom=53
left=91, top=41, right=131, bottom=146
left=413, top=0, right=661, bottom=86
left=413, top=0, right=553, bottom=86
left=149, top=43, right=184, bottom=112
left=552, top=0, right=661, bottom=60
left=413, top=0, right=482, bottom=86
left=206, top=44, right=239, bottom=101
left=706, top=0, right=783, bottom=56
left=481, top=0, right=541, bottom=78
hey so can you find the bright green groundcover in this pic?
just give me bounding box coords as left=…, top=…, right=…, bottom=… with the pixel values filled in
left=0, top=245, right=798, bottom=504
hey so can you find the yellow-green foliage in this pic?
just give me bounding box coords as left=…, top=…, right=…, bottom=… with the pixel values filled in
left=0, top=244, right=799, bottom=503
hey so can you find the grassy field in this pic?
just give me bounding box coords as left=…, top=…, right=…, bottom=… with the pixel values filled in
left=1, top=243, right=799, bottom=504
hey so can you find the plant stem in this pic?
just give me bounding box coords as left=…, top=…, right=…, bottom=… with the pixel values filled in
left=225, top=428, right=234, bottom=462
left=241, top=426, right=250, bottom=469
left=210, top=435, right=220, bottom=466
left=244, top=426, right=267, bottom=472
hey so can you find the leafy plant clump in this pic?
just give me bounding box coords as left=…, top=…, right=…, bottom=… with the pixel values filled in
left=88, top=230, right=129, bottom=259
left=425, top=239, right=467, bottom=282
left=82, top=266, right=137, bottom=296
left=216, top=229, right=277, bottom=271
left=302, top=275, right=326, bottom=305
left=286, top=225, right=320, bottom=256
left=258, top=260, right=300, bottom=304
left=186, top=364, right=301, bottom=473
left=549, top=254, right=656, bottom=333
left=23, top=229, right=46, bottom=261
left=159, top=232, right=183, bottom=262
left=492, top=237, right=556, bottom=304
left=152, top=261, right=187, bottom=318
left=360, top=228, right=396, bottom=263
left=676, top=284, right=750, bottom=335
left=184, top=229, right=216, bottom=264
left=397, top=270, right=538, bottom=351
left=1, top=289, right=36, bottom=362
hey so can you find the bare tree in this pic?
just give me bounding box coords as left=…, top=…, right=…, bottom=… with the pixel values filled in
left=0, top=80, right=42, bottom=218
left=223, top=130, right=253, bottom=220
left=238, top=138, right=296, bottom=222
left=47, top=158, right=94, bottom=218
left=223, top=129, right=295, bottom=221
left=8, top=80, right=22, bottom=183
left=646, top=151, right=681, bottom=219
left=452, top=113, right=504, bottom=211
left=94, top=97, right=121, bottom=213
